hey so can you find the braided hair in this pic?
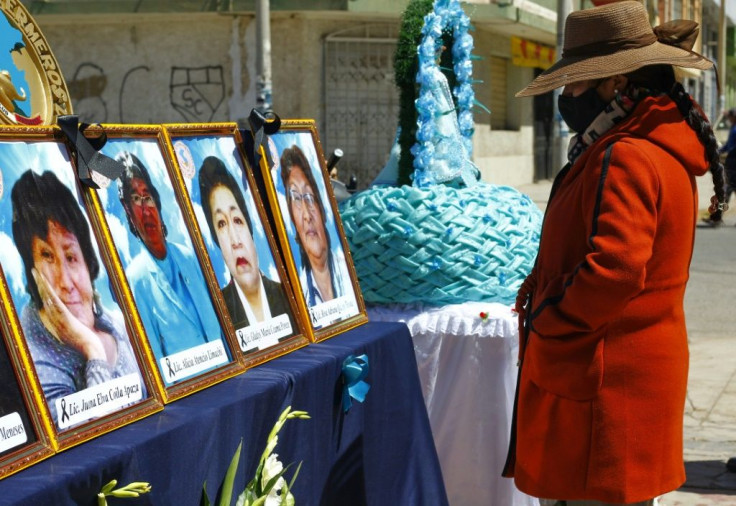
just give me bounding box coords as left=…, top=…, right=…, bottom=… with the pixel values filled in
left=669, top=82, right=727, bottom=221
left=626, top=64, right=727, bottom=222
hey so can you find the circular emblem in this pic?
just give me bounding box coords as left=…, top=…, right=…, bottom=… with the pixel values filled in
left=0, top=4, right=73, bottom=125
left=173, top=140, right=195, bottom=179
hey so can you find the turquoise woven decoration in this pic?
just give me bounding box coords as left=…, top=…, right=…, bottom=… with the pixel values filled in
left=339, top=184, right=542, bottom=305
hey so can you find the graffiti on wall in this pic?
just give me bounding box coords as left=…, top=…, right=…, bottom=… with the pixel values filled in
left=119, top=65, right=151, bottom=124
left=170, top=66, right=224, bottom=123
left=67, top=62, right=108, bottom=123
left=66, top=62, right=225, bottom=123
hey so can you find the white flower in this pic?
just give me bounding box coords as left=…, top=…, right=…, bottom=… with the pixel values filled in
left=261, top=454, right=295, bottom=506
left=264, top=478, right=293, bottom=506
left=262, top=454, right=284, bottom=485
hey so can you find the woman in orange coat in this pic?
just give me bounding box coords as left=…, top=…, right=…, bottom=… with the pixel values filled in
left=502, top=2, right=727, bottom=505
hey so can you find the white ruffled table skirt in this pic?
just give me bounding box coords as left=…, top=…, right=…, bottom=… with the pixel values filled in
left=367, top=302, right=539, bottom=506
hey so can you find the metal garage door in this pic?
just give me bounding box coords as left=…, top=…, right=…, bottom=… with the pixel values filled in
left=489, top=55, right=508, bottom=130
left=323, top=24, right=399, bottom=190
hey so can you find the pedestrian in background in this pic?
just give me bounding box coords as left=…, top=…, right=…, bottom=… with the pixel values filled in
left=720, top=108, right=736, bottom=207
left=503, top=2, right=727, bottom=505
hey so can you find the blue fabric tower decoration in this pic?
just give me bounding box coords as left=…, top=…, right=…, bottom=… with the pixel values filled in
left=339, top=0, right=542, bottom=306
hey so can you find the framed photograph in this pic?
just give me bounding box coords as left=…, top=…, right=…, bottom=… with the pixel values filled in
left=162, top=123, right=309, bottom=365
left=0, top=127, right=162, bottom=450
left=256, top=120, right=367, bottom=341
left=82, top=124, right=245, bottom=401
left=0, top=322, right=53, bottom=478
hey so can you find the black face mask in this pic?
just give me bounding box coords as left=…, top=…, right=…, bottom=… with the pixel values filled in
left=557, top=86, right=609, bottom=133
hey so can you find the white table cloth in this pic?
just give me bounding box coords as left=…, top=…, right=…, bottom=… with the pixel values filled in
left=367, top=301, right=539, bottom=506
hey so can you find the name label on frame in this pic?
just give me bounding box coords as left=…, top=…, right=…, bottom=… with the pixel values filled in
left=56, top=373, right=143, bottom=429
left=160, top=339, right=229, bottom=384
left=310, top=295, right=358, bottom=329
left=0, top=412, right=27, bottom=452
left=237, top=313, right=292, bottom=352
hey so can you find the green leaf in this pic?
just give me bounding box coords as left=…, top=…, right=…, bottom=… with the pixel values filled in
left=97, top=493, right=108, bottom=506
left=260, top=467, right=289, bottom=497
left=100, top=479, right=117, bottom=494
left=201, top=481, right=211, bottom=506
left=219, top=439, right=243, bottom=506
left=279, top=478, right=296, bottom=506
left=286, top=461, right=302, bottom=492
left=123, top=482, right=151, bottom=493
left=243, top=476, right=258, bottom=494
left=110, top=490, right=139, bottom=498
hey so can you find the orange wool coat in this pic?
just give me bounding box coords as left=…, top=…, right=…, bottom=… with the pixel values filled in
left=506, top=95, right=709, bottom=503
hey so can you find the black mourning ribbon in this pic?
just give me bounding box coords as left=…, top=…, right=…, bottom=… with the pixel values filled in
left=59, top=398, right=69, bottom=424
left=166, top=358, right=175, bottom=378
left=248, top=108, right=281, bottom=167
left=57, top=115, right=125, bottom=188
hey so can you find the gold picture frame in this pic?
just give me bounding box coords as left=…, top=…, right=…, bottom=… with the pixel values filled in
left=255, top=119, right=367, bottom=341
left=161, top=123, right=309, bottom=366
left=81, top=124, right=246, bottom=403
left=0, top=126, right=162, bottom=452
left=0, top=305, right=53, bottom=478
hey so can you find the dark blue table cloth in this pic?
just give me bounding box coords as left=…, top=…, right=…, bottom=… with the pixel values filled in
left=0, top=322, right=448, bottom=506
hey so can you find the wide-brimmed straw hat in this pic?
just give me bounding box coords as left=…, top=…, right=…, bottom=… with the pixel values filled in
left=516, top=1, right=713, bottom=97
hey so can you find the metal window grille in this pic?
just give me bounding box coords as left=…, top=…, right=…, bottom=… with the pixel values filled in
left=323, top=24, right=399, bottom=190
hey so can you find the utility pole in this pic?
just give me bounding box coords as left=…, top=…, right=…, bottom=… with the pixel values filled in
left=718, top=0, right=726, bottom=113
left=255, top=0, right=272, bottom=112
left=554, top=0, right=572, bottom=170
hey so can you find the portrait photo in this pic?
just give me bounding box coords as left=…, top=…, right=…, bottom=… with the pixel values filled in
left=0, top=138, right=153, bottom=434
left=164, top=125, right=307, bottom=361
left=92, top=130, right=239, bottom=389
left=262, top=122, right=365, bottom=337
left=0, top=325, right=52, bottom=477
left=0, top=335, right=37, bottom=456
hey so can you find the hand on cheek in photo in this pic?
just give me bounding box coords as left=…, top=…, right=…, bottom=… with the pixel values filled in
left=32, top=267, right=107, bottom=363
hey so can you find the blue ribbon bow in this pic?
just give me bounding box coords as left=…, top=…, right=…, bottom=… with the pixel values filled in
left=341, top=354, right=370, bottom=413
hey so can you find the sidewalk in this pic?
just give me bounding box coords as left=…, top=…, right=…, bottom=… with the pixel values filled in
left=516, top=180, right=553, bottom=213
left=514, top=179, right=736, bottom=506
left=661, top=319, right=736, bottom=504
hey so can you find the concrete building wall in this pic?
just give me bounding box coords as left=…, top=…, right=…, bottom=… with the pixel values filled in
left=34, top=13, right=384, bottom=124
left=33, top=11, right=538, bottom=187
left=472, top=27, right=536, bottom=186
left=36, top=13, right=246, bottom=124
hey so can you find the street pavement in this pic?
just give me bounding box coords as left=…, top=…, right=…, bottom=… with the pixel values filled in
left=514, top=177, right=736, bottom=506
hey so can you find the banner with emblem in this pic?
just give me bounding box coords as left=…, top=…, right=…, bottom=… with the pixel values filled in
left=0, top=2, right=72, bottom=125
